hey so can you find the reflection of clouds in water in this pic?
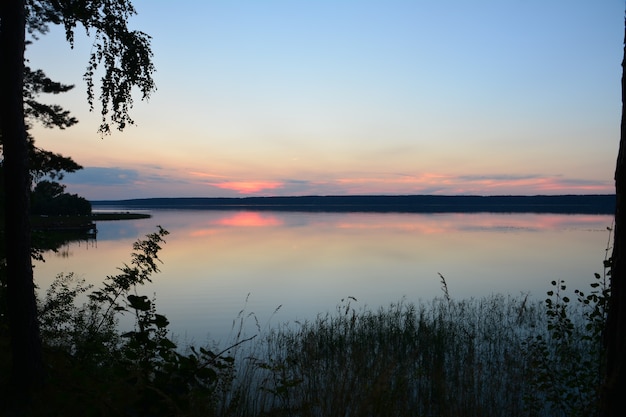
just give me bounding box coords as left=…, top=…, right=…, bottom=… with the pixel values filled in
left=94, top=220, right=144, bottom=241
left=189, top=212, right=283, bottom=236
left=187, top=211, right=321, bottom=237
left=459, top=225, right=539, bottom=232
left=455, top=214, right=612, bottom=233
left=211, top=212, right=283, bottom=227
left=173, top=211, right=614, bottom=238
left=89, top=210, right=613, bottom=242
left=307, top=212, right=612, bottom=235
left=32, top=209, right=615, bottom=346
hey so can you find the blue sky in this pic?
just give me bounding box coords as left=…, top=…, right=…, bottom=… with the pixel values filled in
left=27, top=0, right=624, bottom=199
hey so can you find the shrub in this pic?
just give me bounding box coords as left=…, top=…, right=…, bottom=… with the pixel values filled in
left=36, top=227, right=236, bottom=416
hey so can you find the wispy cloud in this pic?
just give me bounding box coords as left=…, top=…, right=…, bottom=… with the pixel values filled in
left=188, top=171, right=229, bottom=179
left=326, top=172, right=612, bottom=196
left=457, top=174, right=542, bottom=182
left=452, top=174, right=611, bottom=194
left=65, top=167, right=140, bottom=185
left=60, top=165, right=613, bottom=200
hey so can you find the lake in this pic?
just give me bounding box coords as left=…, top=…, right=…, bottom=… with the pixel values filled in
left=33, top=208, right=613, bottom=346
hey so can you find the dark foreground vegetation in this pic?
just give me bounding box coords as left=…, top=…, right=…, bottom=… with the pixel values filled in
left=0, top=227, right=610, bottom=417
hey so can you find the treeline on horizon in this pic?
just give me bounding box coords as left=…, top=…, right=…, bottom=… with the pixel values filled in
left=92, top=194, right=616, bottom=214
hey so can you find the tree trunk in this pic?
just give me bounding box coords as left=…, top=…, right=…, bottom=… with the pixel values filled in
left=603, top=17, right=626, bottom=417
left=0, top=0, right=44, bottom=397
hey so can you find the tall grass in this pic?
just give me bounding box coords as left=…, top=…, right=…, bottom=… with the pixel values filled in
left=212, top=231, right=612, bottom=417
left=213, top=294, right=536, bottom=417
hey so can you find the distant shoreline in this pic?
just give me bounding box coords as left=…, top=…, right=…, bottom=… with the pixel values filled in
left=92, top=194, right=616, bottom=215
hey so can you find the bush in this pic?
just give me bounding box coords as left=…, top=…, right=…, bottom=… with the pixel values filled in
left=36, top=227, right=235, bottom=416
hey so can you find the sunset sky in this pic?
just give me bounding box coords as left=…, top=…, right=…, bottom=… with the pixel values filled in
left=26, top=0, right=624, bottom=200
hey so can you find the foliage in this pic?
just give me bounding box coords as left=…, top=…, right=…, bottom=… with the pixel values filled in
left=34, top=227, right=236, bottom=416
left=1, top=39, right=85, bottom=219
left=23, top=64, right=78, bottom=130
left=31, top=179, right=91, bottom=215
left=0, top=60, right=85, bottom=220
left=523, top=230, right=612, bottom=417
left=27, top=137, right=83, bottom=183
left=1, top=0, right=157, bottom=401
left=25, top=0, right=156, bottom=134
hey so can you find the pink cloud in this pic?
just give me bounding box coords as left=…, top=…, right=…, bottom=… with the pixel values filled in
left=188, top=171, right=228, bottom=179
left=333, top=173, right=612, bottom=196
left=210, top=181, right=284, bottom=194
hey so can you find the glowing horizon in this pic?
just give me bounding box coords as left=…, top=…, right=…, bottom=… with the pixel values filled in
left=62, top=165, right=614, bottom=200
left=25, top=0, right=621, bottom=200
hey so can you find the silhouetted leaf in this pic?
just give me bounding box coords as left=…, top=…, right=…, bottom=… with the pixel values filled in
left=127, top=294, right=151, bottom=311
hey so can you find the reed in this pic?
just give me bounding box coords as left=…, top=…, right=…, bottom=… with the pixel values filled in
left=213, top=232, right=611, bottom=417
left=216, top=293, right=551, bottom=417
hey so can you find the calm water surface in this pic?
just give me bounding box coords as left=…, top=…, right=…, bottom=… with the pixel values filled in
left=34, top=209, right=613, bottom=345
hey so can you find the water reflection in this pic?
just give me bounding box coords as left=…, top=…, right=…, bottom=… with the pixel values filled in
left=53, top=239, right=98, bottom=258
left=34, top=210, right=613, bottom=345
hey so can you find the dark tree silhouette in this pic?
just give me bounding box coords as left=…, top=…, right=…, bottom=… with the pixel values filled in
left=0, top=0, right=41, bottom=398
left=603, top=16, right=626, bottom=417
left=31, top=180, right=91, bottom=215
left=23, top=65, right=78, bottom=129
left=1, top=59, right=82, bottom=199
left=27, top=141, right=82, bottom=183
left=0, top=0, right=155, bottom=400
